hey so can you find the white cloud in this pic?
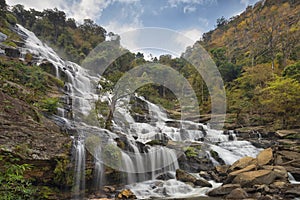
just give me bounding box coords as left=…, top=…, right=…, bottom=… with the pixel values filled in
left=6, top=0, right=141, bottom=23
left=198, top=17, right=209, bottom=27
left=181, top=28, right=202, bottom=42
left=69, top=0, right=111, bottom=22
left=183, top=5, right=196, bottom=13
left=240, top=0, right=249, bottom=6
left=104, top=20, right=142, bottom=35
left=7, top=0, right=66, bottom=11
left=175, top=28, right=202, bottom=51
left=168, top=0, right=217, bottom=7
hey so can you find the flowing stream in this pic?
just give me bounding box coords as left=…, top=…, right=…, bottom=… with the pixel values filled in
left=15, top=24, right=263, bottom=199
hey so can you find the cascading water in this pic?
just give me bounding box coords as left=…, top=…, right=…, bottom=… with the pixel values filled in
left=73, top=133, right=86, bottom=198
left=16, top=24, right=98, bottom=197
left=15, top=24, right=266, bottom=199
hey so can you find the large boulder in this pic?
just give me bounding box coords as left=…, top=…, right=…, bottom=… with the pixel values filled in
left=176, top=169, right=197, bottom=183
left=194, top=178, right=212, bottom=187
left=232, top=170, right=277, bottom=187
left=207, top=184, right=241, bottom=196
left=229, top=164, right=257, bottom=176
left=215, top=165, right=230, bottom=175
left=176, top=169, right=212, bottom=187
left=225, top=188, right=248, bottom=199
left=229, top=156, right=257, bottom=171
left=262, top=165, right=288, bottom=180
left=116, top=189, right=136, bottom=199
left=257, top=148, right=273, bottom=166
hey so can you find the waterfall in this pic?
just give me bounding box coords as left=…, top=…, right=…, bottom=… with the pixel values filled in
left=15, top=24, right=263, bottom=199
left=73, top=134, right=86, bottom=199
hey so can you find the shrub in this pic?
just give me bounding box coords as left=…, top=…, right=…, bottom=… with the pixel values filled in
left=40, top=97, right=59, bottom=114
left=5, top=13, right=17, bottom=25
left=0, top=154, right=36, bottom=199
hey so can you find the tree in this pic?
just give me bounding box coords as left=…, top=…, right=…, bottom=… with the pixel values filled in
left=259, top=76, right=300, bottom=128
left=216, top=16, right=227, bottom=27
left=0, top=0, right=7, bottom=10
left=282, top=61, right=300, bottom=82
left=43, top=8, right=66, bottom=40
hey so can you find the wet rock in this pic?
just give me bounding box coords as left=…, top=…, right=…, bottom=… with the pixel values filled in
left=229, top=156, right=257, bottom=171
left=207, top=184, right=241, bottom=196
left=0, top=32, right=7, bottom=42
left=103, top=186, right=116, bottom=193
left=176, top=169, right=212, bottom=187
left=225, top=188, right=248, bottom=199
left=5, top=46, right=20, bottom=58
left=132, top=113, right=149, bottom=123
left=116, top=189, right=136, bottom=199
left=156, top=171, right=175, bottom=180
left=215, top=165, right=230, bottom=176
left=194, top=178, right=212, bottom=187
left=39, top=61, right=58, bottom=76
left=210, top=149, right=225, bottom=165
left=199, top=171, right=211, bottom=180
left=285, top=166, right=300, bottom=181
left=232, top=170, right=276, bottom=187
left=165, top=120, right=180, bottom=128
left=176, top=169, right=197, bottom=183
left=257, top=148, right=273, bottom=166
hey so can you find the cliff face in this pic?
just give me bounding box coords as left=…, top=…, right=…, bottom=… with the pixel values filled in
left=0, top=15, right=75, bottom=198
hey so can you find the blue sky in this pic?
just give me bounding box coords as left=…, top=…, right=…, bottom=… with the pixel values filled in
left=7, top=0, right=260, bottom=57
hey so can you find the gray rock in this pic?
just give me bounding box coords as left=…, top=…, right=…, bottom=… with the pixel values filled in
left=225, top=188, right=248, bottom=199
left=207, top=184, right=241, bottom=196
left=0, top=32, right=7, bottom=42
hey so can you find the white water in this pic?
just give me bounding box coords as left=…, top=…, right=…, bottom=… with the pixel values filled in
left=73, top=134, right=86, bottom=198
left=288, top=172, right=300, bottom=185
left=16, top=24, right=263, bottom=199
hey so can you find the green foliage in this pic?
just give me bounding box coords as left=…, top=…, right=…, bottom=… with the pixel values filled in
left=184, top=147, right=198, bottom=158
left=5, top=13, right=17, bottom=25
left=2, top=41, right=17, bottom=47
left=11, top=6, right=106, bottom=63
left=283, top=61, right=300, bottom=82
left=39, top=97, right=59, bottom=114
left=0, top=154, right=36, bottom=200
left=259, top=76, right=300, bottom=128
left=0, top=59, right=64, bottom=116
left=53, top=157, right=73, bottom=186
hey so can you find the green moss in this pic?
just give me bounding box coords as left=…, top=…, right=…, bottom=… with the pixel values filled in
left=39, top=97, right=60, bottom=114
left=2, top=40, right=17, bottom=47
left=146, top=140, right=163, bottom=146
left=5, top=13, right=17, bottom=25
left=184, top=147, right=198, bottom=158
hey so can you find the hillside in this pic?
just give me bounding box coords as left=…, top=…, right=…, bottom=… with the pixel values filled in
left=185, top=0, right=300, bottom=130
left=200, top=0, right=299, bottom=69
left=0, top=0, right=300, bottom=199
